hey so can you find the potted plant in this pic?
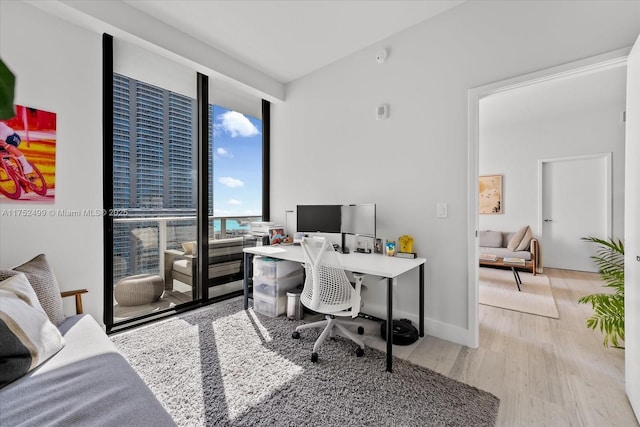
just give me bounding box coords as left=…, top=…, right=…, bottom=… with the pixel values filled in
left=0, top=57, right=16, bottom=119
left=579, top=236, right=625, bottom=348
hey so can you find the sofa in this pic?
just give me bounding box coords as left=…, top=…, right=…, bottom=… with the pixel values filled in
left=0, top=255, right=175, bottom=426
left=164, top=236, right=256, bottom=290
left=479, top=226, right=539, bottom=275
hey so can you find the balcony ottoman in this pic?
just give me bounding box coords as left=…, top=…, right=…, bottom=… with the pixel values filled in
left=114, top=273, right=164, bottom=306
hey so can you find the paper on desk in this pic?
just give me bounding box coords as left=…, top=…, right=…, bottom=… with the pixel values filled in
left=255, top=246, right=287, bottom=254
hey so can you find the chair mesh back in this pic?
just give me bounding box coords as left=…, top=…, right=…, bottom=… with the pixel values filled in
left=300, top=237, right=354, bottom=314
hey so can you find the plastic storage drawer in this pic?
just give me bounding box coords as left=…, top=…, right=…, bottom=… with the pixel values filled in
left=253, top=257, right=302, bottom=280
left=252, top=273, right=303, bottom=299
left=253, top=294, right=287, bottom=317
left=252, top=272, right=303, bottom=317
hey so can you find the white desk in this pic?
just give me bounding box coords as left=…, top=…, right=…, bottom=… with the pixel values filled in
left=243, top=245, right=426, bottom=372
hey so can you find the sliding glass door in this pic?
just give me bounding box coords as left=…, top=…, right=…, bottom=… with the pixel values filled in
left=104, top=34, right=267, bottom=331
left=109, top=43, right=199, bottom=328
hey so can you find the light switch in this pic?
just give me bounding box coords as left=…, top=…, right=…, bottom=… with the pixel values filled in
left=437, top=203, right=448, bottom=219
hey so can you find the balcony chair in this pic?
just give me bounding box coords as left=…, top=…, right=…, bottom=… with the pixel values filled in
left=292, top=236, right=365, bottom=363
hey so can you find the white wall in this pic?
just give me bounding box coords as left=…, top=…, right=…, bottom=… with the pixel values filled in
left=478, top=74, right=627, bottom=241
left=0, top=1, right=103, bottom=322
left=625, top=33, right=640, bottom=422
left=270, top=1, right=640, bottom=344
left=1, top=0, right=639, bottom=344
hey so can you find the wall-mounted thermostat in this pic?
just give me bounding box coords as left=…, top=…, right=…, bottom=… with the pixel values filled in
left=376, top=104, right=389, bottom=120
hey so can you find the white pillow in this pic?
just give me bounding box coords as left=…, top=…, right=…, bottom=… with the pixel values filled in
left=0, top=273, right=65, bottom=388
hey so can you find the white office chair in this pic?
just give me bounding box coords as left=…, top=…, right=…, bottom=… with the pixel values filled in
left=292, top=236, right=365, bottom=363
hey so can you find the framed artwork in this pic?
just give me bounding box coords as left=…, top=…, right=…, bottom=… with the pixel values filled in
left=0, top=105, right=56, bottom=202
left=479, top=175, right=502, bottom=214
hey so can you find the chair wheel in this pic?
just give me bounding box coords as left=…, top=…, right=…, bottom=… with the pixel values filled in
left=311, top=352, right=318, bottom=363
left=355, top=347, right=364, bottom=357
left=292, top=331, right=300, bottom=339
left=357, top=326, right=364, bottom=335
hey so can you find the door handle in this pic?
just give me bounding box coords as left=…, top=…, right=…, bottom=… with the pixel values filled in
left=544, top=219, right=553, bottom=222
left=637, top=256, right=640, bottom=262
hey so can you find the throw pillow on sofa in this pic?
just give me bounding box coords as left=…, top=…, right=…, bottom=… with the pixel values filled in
left=1, top=254, right=66, bottom=326
left=0, top=273, right=65, bottom=389
left=479, top=230, right=503, bottom=248
left=507, top=225, right=532, bottom=251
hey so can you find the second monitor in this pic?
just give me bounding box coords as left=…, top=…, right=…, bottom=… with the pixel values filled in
left=341, top=203, right=376, bottom=238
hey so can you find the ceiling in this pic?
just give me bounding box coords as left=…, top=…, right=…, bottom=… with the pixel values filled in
left=480, top=64, right=627, bottom=129
left=123, top=0, right=464, bottom=83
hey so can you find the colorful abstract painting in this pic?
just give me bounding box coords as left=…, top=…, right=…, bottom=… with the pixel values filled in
left=0, top=105, right=56, bottom=202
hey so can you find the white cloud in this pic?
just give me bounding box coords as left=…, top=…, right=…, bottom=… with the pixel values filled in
left=216, top=147, right=233, bottom=158
left=228, top=199, right=242, bottom=205
left=217, top=111, right=259, bottom=138
left=219, top=176, right=244, bottom=188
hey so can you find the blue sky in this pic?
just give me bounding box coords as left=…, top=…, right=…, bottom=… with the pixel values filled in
left=211, top=105, right=262, bottom=218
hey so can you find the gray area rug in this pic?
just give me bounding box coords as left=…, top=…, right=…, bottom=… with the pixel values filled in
left=111, top=298, right=499, bottom=426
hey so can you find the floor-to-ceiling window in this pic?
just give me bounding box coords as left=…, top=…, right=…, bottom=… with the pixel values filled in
left=111, top=73, right=199, bottom=325
left=104, top=35, right=266, bottom=331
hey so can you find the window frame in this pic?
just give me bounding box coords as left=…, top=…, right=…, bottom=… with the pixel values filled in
left=103, top=33, right=270, bottom=333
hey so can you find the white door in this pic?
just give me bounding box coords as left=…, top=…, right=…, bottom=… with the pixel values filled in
left=624, top=33, right=640, bottom=422
left=541, top=154, right=610, bottom=272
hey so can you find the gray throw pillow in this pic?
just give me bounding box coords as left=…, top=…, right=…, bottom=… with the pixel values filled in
left=11, top=254, right=66, bottom=326
left=479, top=230, right=503, bottom=248
left=0, top=273, right=65, bottom=389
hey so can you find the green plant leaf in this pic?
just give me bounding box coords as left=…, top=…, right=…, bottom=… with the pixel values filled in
left=0, top=57, right=16, bottom=120
left=579, top=236, right=625, bottom=348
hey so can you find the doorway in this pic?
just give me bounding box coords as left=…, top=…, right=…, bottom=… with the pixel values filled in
left=466, top=48, right=630, bottom=348
left=540, top=154, right=611, bottom=272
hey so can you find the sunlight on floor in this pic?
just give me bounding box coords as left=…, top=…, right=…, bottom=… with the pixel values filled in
left=212, top=309, right=303, bottom=421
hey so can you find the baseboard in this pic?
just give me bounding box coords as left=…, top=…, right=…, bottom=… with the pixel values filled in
left=360, top=303, right=472, bottom=348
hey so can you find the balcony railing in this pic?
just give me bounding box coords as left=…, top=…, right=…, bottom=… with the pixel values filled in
left=112, top=214, right=261, bottom=283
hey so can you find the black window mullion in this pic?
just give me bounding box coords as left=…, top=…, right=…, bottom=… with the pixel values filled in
left=103, top=33, right=114, bottom=332
left=197, top=73, right=209, bottom=301
left=262, top=99, right=270, bottom=221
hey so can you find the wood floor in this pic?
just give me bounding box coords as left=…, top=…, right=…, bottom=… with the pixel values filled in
left=361, top=268, right=637, bottom=427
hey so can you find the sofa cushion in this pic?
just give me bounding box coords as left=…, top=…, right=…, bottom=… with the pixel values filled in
left=507, top=226, right=531, bottom=251
left=516, top=226, right=533, bottom=251
left=0, top=274, right=65, bottom=389
left=4, top=254, right=66, bottom=325
left=0, top=315, right=176, bottom=426
left=180, top=237, right=244, bottom=257
left=478, top=247, right=532, bottom=261
left=479, top=230, right=503, bottom=248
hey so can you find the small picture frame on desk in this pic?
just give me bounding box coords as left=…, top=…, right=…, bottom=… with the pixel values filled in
left=269, top=228, right=286, bottom=245
left=374, top=238, right=383, bottom=254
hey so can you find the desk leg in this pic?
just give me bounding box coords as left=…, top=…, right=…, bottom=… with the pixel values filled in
left=243, top=252, right=251, bottom=309
left=386, top=277, right=393, bottom=373
left=419, top=263, right=425, bottom=337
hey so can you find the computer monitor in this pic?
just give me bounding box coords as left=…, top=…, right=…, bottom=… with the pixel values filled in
left=341, top=204, right=376, bottom=238
left=296, top=205, right=342, bottom=233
